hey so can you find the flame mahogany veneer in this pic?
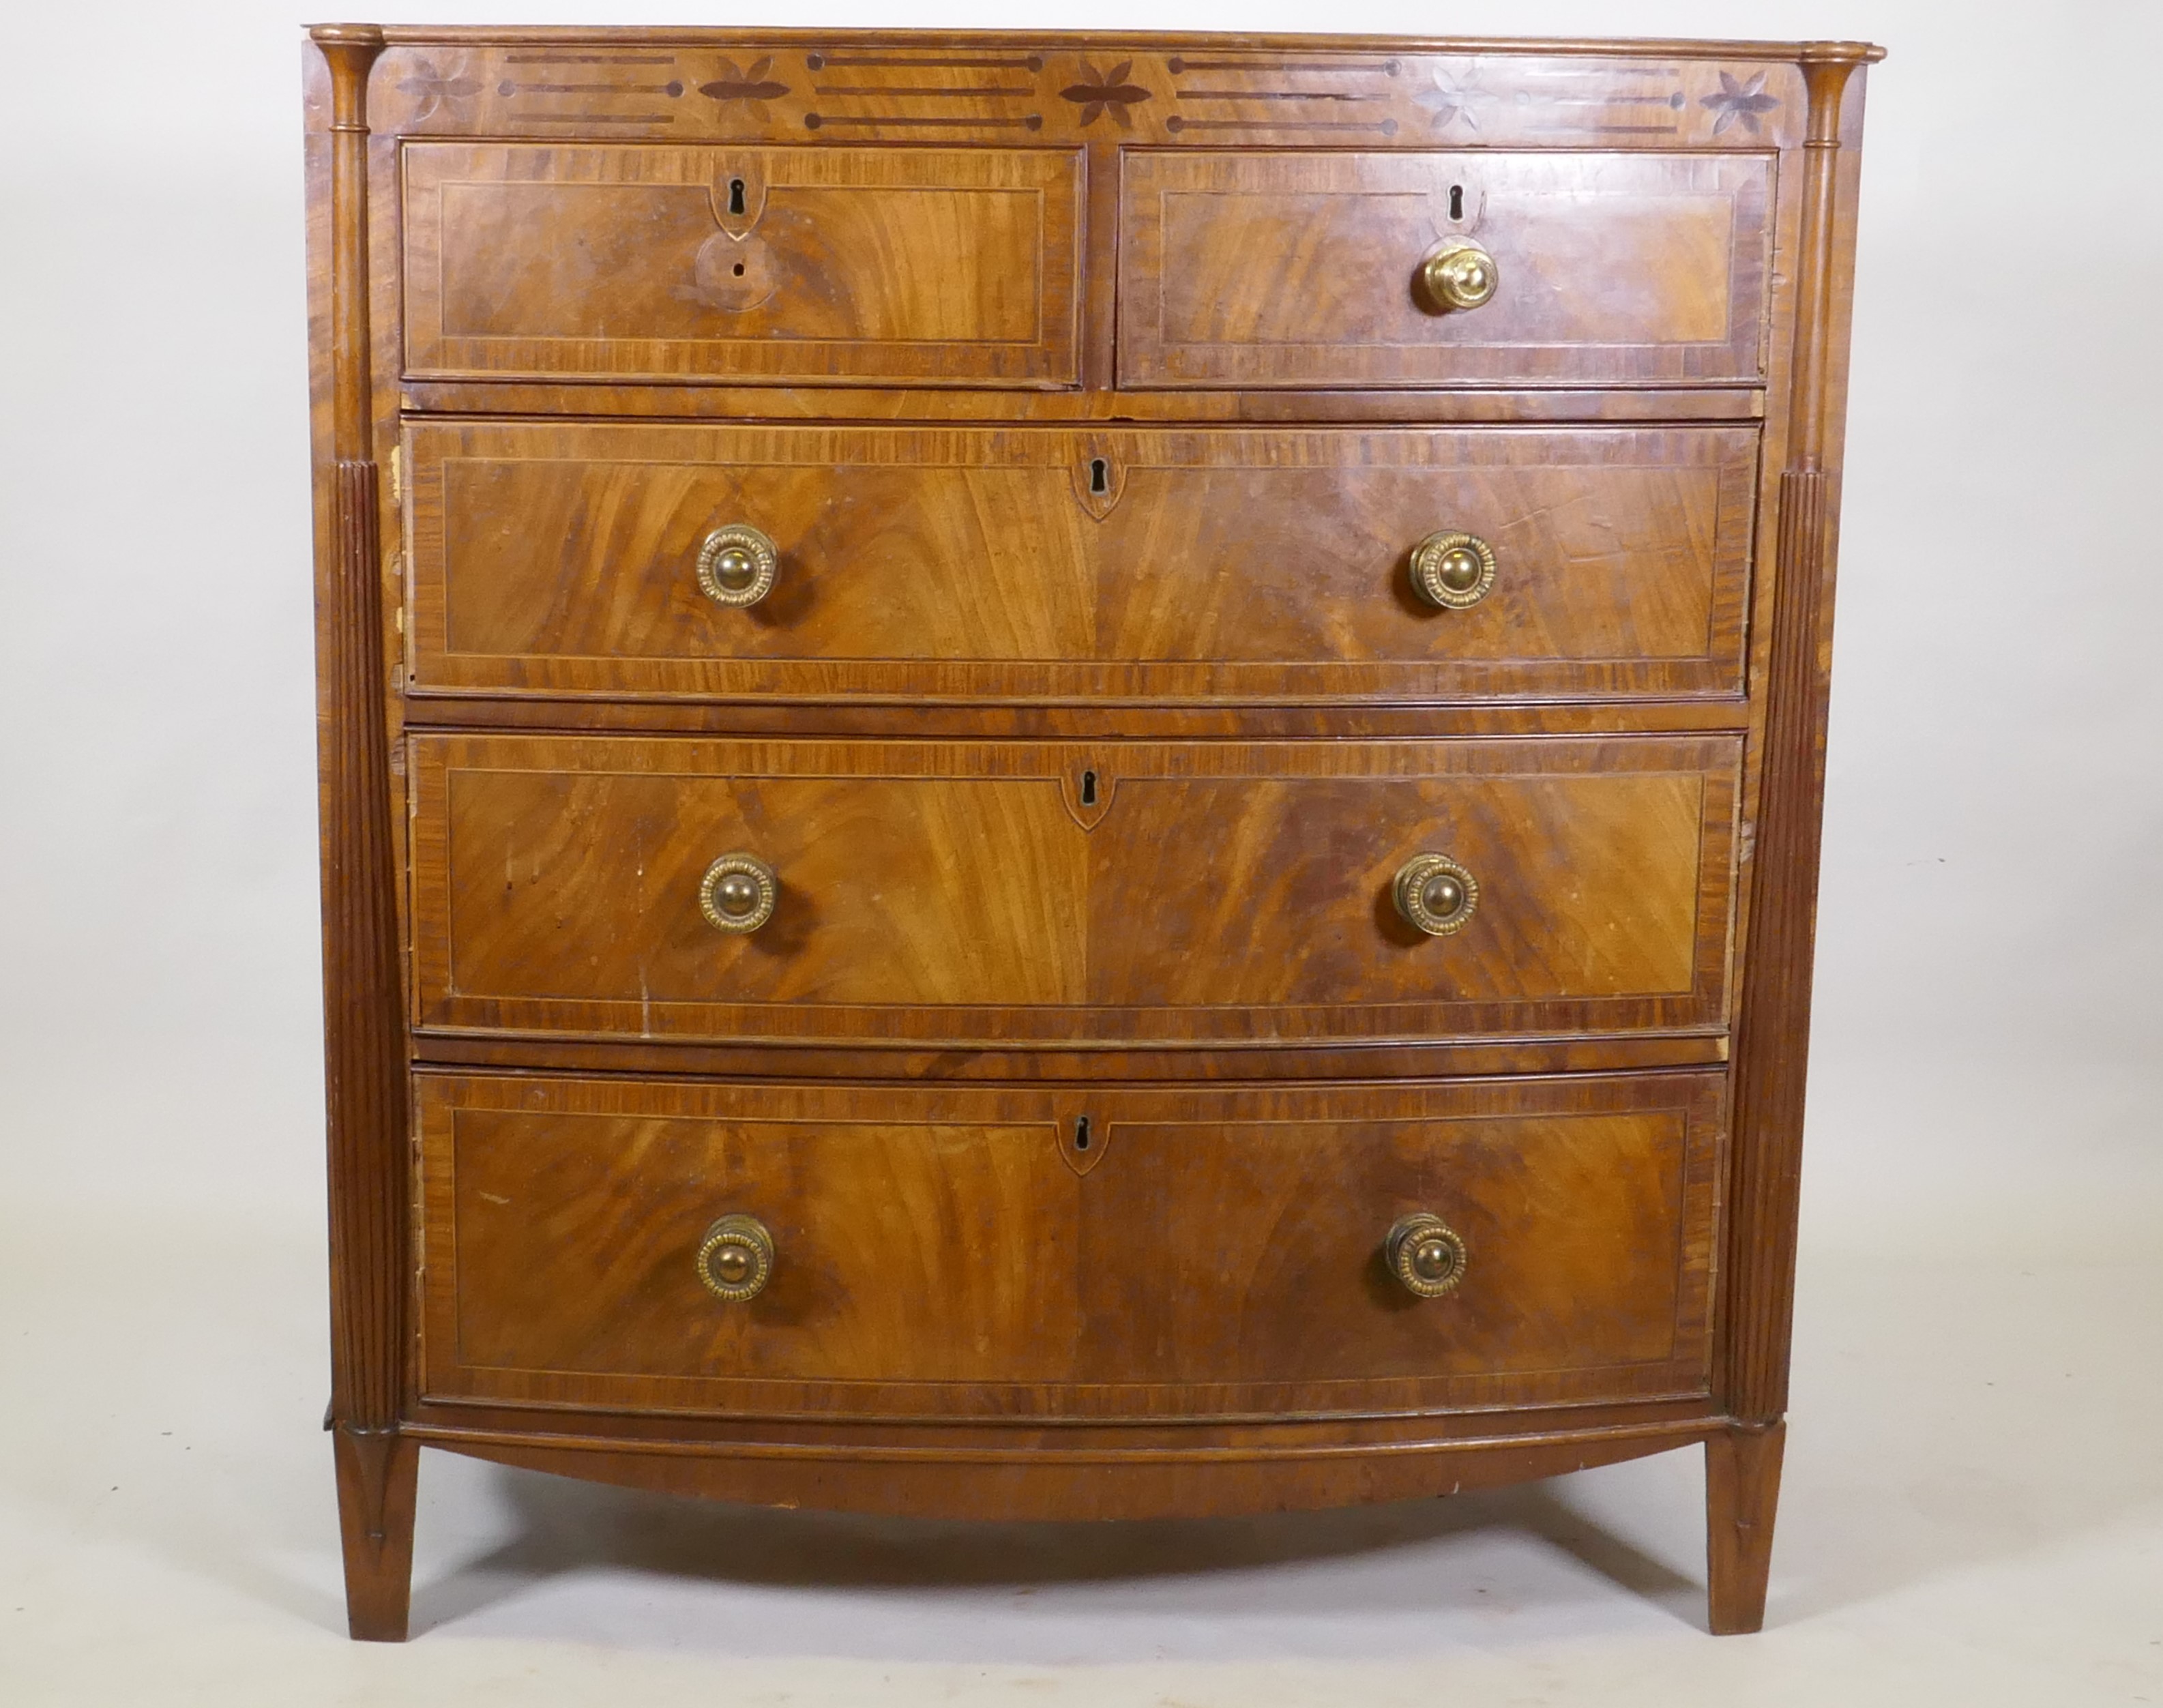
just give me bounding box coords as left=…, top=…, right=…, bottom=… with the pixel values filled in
left=305, top=24, right=1879, bottom=1641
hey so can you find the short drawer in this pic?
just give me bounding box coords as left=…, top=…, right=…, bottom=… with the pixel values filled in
left=406, top=420, right=1757, bottom=703
left=409, top=734, right=1739, bottom=1047
left=418, top=1070, right=1721, bottom=1418
left=1120, top=151, right=1771, bottom=388
left=401, top=143, right=1081, bottom=385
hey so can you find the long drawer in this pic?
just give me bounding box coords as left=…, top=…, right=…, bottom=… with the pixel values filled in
left=409, top=734, right=1739, bottom=1048
left=417, top=1070, right=1722, bottom=1419
left=403, top=421, right=1758, bottom=703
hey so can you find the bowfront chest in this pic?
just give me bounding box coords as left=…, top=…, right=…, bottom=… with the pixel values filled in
left=305, top=25, right=1879, bottom=1640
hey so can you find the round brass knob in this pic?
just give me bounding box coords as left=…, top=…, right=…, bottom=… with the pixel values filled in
left=1386, top=1213, right=1468, bottom=1298
left=699, top=853, right=778, bottom=934
left=696, top=522, right=778, bottom=608
left=696, top=1213, right=774, bottom=1301
left=1410, top=531, right=1497, bottom=610
left=1393, top=853, right=1479, bottom=937
left=1419, top=239, right=1499, bottom=312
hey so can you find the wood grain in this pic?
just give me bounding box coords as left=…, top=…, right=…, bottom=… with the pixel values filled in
left=402, top=694, right=1759, bottom=741
left=413, top=1029, right=1731, bottom=1085
left=407, top=734, right=1740, bottom=1046
left=396, top=381, right=1766, bottom=424
left=402, top=143, right=1082, bottom=385
left=404, top=420, right=1757, bottom=704
left=1706, top=1417, right=1785, bottom=1633
left=305, top=24, right=1881, bottom=1640
left=331, top=1425, right=418, bottom=1642
left=310, top=20, right=418, bottom=1646
left=408, top=1391, right=1717, bottom=1449
left=1722, top=55, right=1861, bottom=1428
left=417, top=1069, right=1720, bottom=1418
left=1120, top=151, right=1771, bottom=388
left=312, top=17, right=405, bottom=1455
left=362, top=35, right=1840, bottom=154
left=413, top=1419, right=1718, bottom=1523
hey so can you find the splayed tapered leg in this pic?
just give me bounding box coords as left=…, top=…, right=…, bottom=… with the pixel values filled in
left=1705, top=1419, right=1784, bottom=1634
left=333, top=1426, right=419, bottom=1641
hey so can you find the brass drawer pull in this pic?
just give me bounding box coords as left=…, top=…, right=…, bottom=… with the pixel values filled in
left=1418, top=238, right=1499, bottom=312
left=1411, top=530, right=1497, bottom=609
left=696, top=522, right=778, bottom=608
left=696, top=1213, right=775, bottom=1301
left=700, top=853, right=778, bottom=934
left=1385, top=1213, right=1468, bottom=1298
left=1393, top=853, right=1478, bottom=936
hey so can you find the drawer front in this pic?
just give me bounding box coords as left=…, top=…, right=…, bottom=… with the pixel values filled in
left=407, top=421, right=1756, bottom=703
left=419, top=1071, right=1721, bottom=1418
left=1120, top=151, right=1772, bottom=388
left=410, top=735, right=1738, bottom=1046
left=401, top=144, right=1082, bottom=385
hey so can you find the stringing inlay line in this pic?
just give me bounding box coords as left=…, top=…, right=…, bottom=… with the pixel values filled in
left=1168, top=57, right=1400, bottom=74
left=1520, top=63, right=1683, bottom=76
left=1164, top=115, right=1399, bottom=134
left=503, top=52, right=676, bottom=63
left=1525, top=122, right=1683, bottom=135
left=498, top=80, right=683, bottom=95
left=1175, top=89, right=1388, bottom=102
left=808, top=53, right=1045, bottom=70
left=813, top=84, right=1033, bottom=96
left=1522, top=93, right=1688, bottom=108
left=803, top=113, right=1045, bottom=130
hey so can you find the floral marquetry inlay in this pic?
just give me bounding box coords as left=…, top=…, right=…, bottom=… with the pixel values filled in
left=395, top=59, right=480, bottom=120
left=1415, top=70, right=1494, bottom=132
left=1702, top=70, right=1781, bottom=135
left=1060, top=61, right=1151, bottom=129
left=700, top=57, right=790, bottom=117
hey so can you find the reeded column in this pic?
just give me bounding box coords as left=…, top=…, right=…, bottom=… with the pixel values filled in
left=311, top=20, right=418, bottom=1643
left=1711, top=43, right=1874, bottom=1636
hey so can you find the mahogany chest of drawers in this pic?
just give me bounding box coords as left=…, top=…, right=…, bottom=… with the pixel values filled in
left=304, top=25, right=1879, bottom=1640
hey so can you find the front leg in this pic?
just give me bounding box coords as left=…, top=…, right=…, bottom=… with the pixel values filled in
left=333, top=1426, right=420, bottom=1641
left=1705, top=1419, right=1785, bottom=1634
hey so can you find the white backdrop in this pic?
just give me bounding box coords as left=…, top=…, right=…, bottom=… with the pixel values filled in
left=1, top=0, right=2158, bottom=1698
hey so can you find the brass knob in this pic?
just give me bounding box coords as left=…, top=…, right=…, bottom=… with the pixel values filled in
left=699, top=853, right=777, bottom=934
left=696, top=522, right=778, bottom=608
left=1386, top=1213, right=1468, bottom=1298
left=696, top=1213, right=774, bottom=1301
left=1393, top=853, right=1478, bottom=937
left=1418, top=238, right=1499, bottom=313
left=1410, top=531, right=1497, bottom=609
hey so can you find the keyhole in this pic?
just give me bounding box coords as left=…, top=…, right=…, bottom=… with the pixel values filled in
left=1449, top=183, right=1465, bottom=222
left=1089, top=456, right=1109, bottom=495
left=729, top=177, right=748, bottom=216
left=1074, top=1115, right=1091, bottom=1152
left=732, top=263, right=746, bottom=276
left=1080, top=769, right=1098, bottom=806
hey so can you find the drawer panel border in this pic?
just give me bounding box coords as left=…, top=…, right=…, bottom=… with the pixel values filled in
left=416, top=1068, right=1723, bottom=1422
left=407, top=733, right=1742, bottom=1047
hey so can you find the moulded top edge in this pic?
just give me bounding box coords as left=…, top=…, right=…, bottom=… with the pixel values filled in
left=308, top=25, right=1885, bottom=64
